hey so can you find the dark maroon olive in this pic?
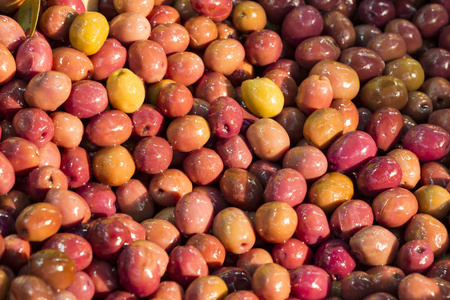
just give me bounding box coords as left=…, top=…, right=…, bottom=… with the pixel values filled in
left=212, top=266, right=252, bottom=293
left=281, top=5, right=324, bottom=47
left=339, top=47, right=385, bottom=84
left=420, top=48, right=450, bottom=80
left=322, top=11, right=356, bottom=50
left=358, top=0, right=396, bottom=27
left=413, top=3, right=449, bottom=39
left=354, top=24, right=382, bottom=47
left=341, top=271, right=376, bottom=300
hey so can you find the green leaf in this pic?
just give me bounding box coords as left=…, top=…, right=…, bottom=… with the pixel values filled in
left=17, top=0, right=40, bottom=38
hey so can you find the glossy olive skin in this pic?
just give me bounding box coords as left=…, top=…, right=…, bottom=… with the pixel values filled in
left=366, top=32, right=407, bottom=62
left=44, top=188, right=89, bottom=228
left=330, top=200, right=374, bottom=241
left=149, top=281, right=184, bottom=300
left=174, top=191, right=214, bottom=237
left=295, top=36, right=341, bottom=69
left=326, top=131, right=377, bottom=173
left=341, top=271, right=376, bottom=300
left=208, top=96, right=243, bottom=139
left=60, top=147, right=91, bottom=189
left=166, top=115, right=210, bottom=153
left=1, top=234, right=31, bottom=273
left=349, top=225, right=399, bottom=266
left=420, top=162, right=450, bottom=187
left=281, top=5, right=323, bottom=47
left=167, top=245, right=208, bottom=288
left=212, top=207, right=256, bottom=255
left=303, top=108, right=344, bottom=150
left=109, top=12, right=151, bottom=46
left=264, top=168, right=307, bottom=207
left=118, top=244, right=160, bottom=297
left=295, top=204, right=330, bottom=246
left=84, top=259, right=119, bottom=298
left=372, top=188, right=418, bottom=228
left=63, top=80, right=109, bottom=119
left=165, top=51, right=204, bottom=86
left=42, top=233, right=93, bottom=271
left=9, top=275, right=55, bottom=299
left=360, top=76, right=409, bottom=111
left=219, top=168, right=264, bottom=211
left=421, top=77, right=450, bottom=111
left=0, top=190, right=30, bottom=218
left=75, top=182, right=116, bottom=218
left=358, top=0, right=395, bottom=27
left=290, top=264, right=330, bottom=300
left=339, top=47, right=385, bottom=84
left=27, top=249, right=76, bottom=291
left=15, top=202, right=62, bottom=242
left=308, top=172, right=354, bottom=216
left=0, top=79, right=26, bottom=121
left=15, top=36, right=52, bottom=81
left=283, top=145, right=328, bottom=182
left=367, top=107, right=404, bottom=152
left=254, top=201, right=298, bottom=244
left=356, top=156, right=403, bottom=197
left=322, top=11, right=355, bottom=50
left=203, top=38, right=245, bottom=76
left=398, top=273, right=443, bottom=300
left=89, top=38, right=127, bottom=81
left=402, top=91, right=433, bottom=124
left=386, top=148, right=421, bottom=190
left=397, top=239, right=434, bottom=274
left=148, top=169, right=192, bottom=208
left=245, top=29, right=283, bottom=67
left=52, top=47, right=94, bottom=82
left=314, top=238, right=356, bottom=280
left=309, top=60, right=360, bottom=101
left=296, top=75, right=333, bottom=115
left=215, top=134, right=253, bottom=169
left=133, top=136, right=173, bottom=175
left=427, top=259, right=450, bottom=282
left=420, top=48, right=450, bottom=80
left=405, top=213, right=449, bottom=257
left=128, top=39, right=167, bottom=84
left=0, top=15, right=26, bottom=53
left=186, top=233, right=226, bottom=271
left=86, top=217, right=132, bottom=260
left=366, top=265, right=405, bottom=296
left=24, top=71, right=72, bottom=112
left=403, top=124, right=450, bottom=162
left=195, top=72, right=235, bottom=104
left=354, top=24, right=382, bottom=47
